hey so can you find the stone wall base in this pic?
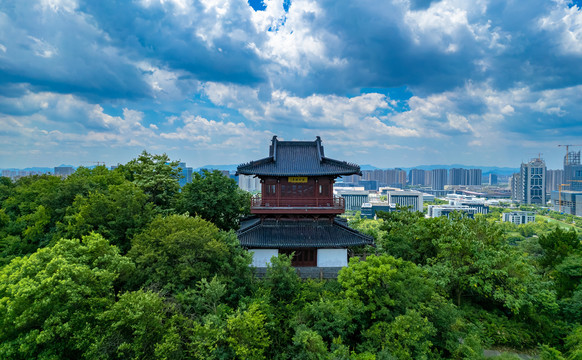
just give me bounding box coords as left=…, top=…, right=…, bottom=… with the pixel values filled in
left=253, top=267, right=342, bottom=279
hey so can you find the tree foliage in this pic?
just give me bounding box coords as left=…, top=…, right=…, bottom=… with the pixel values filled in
left=2, top=152, right=582, bottom=359
left=118, top=151, right=181, bottom=210
left=128, top=214, right=252, bottom=293
left=0, top=233, right=133, bottom=359
left=178, top=169, right=251, bottom=231
left=60, top=182, right=154, bottom=253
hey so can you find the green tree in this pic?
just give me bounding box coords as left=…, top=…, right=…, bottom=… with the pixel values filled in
left=128, top=214, right=252, bottom=294
left=119, top=151, right=181, bottom=210
left=0, top=176, right=14, bottom=203
left=295, top=297, right=365, bottom=345
left=260, top=254, right=305, bottom=358
left=0, top=175, right=63, bottom=255
left=291, top=325, right=329, bottom=360
left=177, top=169, right=251, bottom=231
left=380, top=309, right=436, bottom=360
left=338, top=254, right=435, bottom=324
left=187, top=313, right=230, bottom=360
left=227, top=303, right=270, bottom=360
left=88, top=290, right=186, bottom=360
left=175, top=276, right=228, bottom=317
left=372, top=210, right=440, bottom=265
left=426, top=216, right=554, bottom=314
left=565, top=326, right=582, bottom=360
left=60, top=182, right=154, bottom=253
left=0, top=167, right=127, bottom=258
left=263, top=254, right=303, bottom=305
left=538, top=227, right=581, bottom=270
left=553, top=254, right=582, bottom=298
left=0, top=233, right=134, bottom=359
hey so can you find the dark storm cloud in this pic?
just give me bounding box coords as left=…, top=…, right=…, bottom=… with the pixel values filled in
left=78, top=0, right=267, bottom=85
left=2, top=0, right=581, bottom=102
left=265, top=0, right=486, bottom=96
left=0, top=4, right=152, bottom=101
left=409, top=0, right=439, bottom=11
left=0, top=0, right=266, bottom=102
left=269, top=0, right=582, bottom=97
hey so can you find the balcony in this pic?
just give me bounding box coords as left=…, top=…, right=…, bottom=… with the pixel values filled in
left=250, top=194, right=345, bottom=214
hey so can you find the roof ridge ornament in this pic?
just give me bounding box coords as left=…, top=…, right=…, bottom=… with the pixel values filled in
left=315, top=136, right=323, bottom=163
left=271, top=135, right=278, bottom=162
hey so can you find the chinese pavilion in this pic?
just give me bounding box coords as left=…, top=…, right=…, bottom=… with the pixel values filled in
left=236, top=136, right=373, bottom=276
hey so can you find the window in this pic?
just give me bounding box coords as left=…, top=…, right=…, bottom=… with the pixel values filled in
left=280, top=248, right=317, bottom=267
left=265, top=183, right=276, bottom=196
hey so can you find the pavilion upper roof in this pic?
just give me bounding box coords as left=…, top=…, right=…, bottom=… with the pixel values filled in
left=236, top=136, right=362, bottom=177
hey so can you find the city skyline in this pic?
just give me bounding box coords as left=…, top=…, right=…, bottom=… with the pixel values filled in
left=2, top=0, right=582, bottom=169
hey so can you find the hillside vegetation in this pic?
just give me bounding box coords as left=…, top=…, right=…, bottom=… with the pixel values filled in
left=1, top=152, right=581, bottom=359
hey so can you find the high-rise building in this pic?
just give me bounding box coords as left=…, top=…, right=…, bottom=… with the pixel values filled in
left=448, top=168, right=465, bottom=185
left=431, top=169, right=448, bottom=190
left=238, top=174, right=261, bottom=192
left=340, top=174, right=361, bottom=184
left=408, top=169, right=426, bottom=186
left=424, top=170, right=432, bottom=187
left=489, top=174, right=498, bottom=185
left=564, top=151, right=582, bottom=191
left=360, top=169, right=406, bottom=189
left=551, top=190, right=582, bottom=216
left=178, top=162, right=193, bottom=187
left=467, top=169, right=482, bottom=186
left=510, top=173, right=522, bottom=201
left=449, top=168, right=482, bottom=186
left=54, top=166, right=75, bottom=178
left=546, top=169, right=564, bottom=193
left=519, top=157, right=546, bottom=205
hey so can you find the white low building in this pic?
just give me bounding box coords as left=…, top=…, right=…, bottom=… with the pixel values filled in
left=502, top=211, right=536, bottom=225
left=380, top=189, right=423, bottom=212
left=427, top=204, right=478, bottom=218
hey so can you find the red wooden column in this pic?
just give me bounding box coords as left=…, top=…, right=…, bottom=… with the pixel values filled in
left=276, top=178, right=281, bottom=207
left=315, top=178, right=320, bottom=207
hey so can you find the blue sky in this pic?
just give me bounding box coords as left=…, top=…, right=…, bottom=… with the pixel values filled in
left=1, top=0, right=582, bottom=169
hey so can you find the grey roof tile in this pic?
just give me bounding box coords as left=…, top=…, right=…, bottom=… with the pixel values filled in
left=236, top=136, right=361, bottom=177
left=237, top=218, right=374, bottom=248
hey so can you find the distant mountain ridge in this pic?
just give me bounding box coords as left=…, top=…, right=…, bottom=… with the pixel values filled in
left=196, top=164, right=240, bottom=172
left=0, top=167, right=53, bottom=173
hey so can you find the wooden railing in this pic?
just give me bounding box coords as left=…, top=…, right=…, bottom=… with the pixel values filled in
left=251, top=194, right=344, bottom=209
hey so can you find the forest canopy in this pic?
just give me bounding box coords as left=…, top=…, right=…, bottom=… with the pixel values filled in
left=0, top=152, right=581, bottom=359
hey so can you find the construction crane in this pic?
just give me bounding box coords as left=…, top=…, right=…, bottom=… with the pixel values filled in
left=558, top=144, right=582, bottom=155
left=558, top=145, right=582, bottom=166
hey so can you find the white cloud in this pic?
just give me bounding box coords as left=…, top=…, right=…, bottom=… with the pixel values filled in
left=539, top=2, right=582, bottom=54
left=28, top=36, right=58, bottom=58
left=38, top=0, right=79, bottom=13
left=160, top=113, right=269, bottom=148
left=447, top=113, right=473, bottom=132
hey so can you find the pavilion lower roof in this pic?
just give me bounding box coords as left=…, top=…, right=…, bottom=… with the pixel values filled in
left=237, top=217, right=374, bottom=248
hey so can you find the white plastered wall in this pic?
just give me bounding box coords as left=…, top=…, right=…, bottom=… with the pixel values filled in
left=249, top=249, right=278, bottom=267
left=317, top=248, right=348, bottom=267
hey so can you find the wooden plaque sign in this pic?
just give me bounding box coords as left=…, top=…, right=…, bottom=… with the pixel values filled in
left=288, top=176, right=308, bottom=183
